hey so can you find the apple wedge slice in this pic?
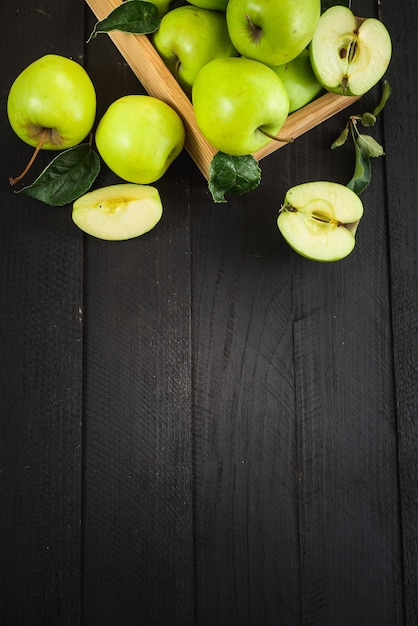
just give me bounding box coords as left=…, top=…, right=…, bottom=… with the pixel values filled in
left=277, top=181, right=364, bottom=261
left=72, top=184, right=163, bottom=241
left=310, top=5, right=392, bottom=96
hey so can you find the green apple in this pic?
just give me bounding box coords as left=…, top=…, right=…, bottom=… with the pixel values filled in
left=272, top=49, right=323, bottom=113
left=192, top=57, right=289, bottom=156
left=151, top=0, right=172, bottom=16
left=185, top=0, right=228, bottom=11
left=226, top=0, right=321, bottom=66
left=152, top=5, right=237, bottom=94
left=95, top=95, right=185, bottom=184
left=277, top=181, right=364, bottom=261
left=309, top=6, right=392, bottom=96
left=72, top=184, right=163, bottom=240
left=7, top=54, right=96, bottom=151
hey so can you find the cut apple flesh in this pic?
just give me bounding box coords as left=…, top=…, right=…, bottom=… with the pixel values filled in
left=310, top=5, right=392, bottom=95
left=277, top=181, right=364, bottom=261
left=72, top=184, right=163, bottom=240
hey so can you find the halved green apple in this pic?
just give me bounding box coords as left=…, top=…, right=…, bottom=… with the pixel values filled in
left=309, top=5, right=392, bottom=96
left=72, top=184, right=163, bottom=241
left=277, top=181, right=364, bottom=261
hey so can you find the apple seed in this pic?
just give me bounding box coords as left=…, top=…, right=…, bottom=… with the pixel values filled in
left=279, top=203, right=342, bottom=227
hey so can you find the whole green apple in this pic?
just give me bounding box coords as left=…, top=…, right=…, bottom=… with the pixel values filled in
left=272, top=49, right=323, bottom=113
left=192, top=57, right=289, bottom=156
left=150, top=0, right=172, bottom=15
left=186, top=0, right=228, bottom=10
left=309, top=6, right=392, bottom=96
left=153, top=5, right=238, bottom=93
left=226, top=0, right=321, bottom=66
left=7, top=54, right=96, bottom=151
left=277, top=181, right=364, bottom=261
left=95, top=95, right=185, bottom=184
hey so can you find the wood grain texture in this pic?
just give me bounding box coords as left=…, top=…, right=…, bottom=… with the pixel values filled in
left=0, top=3, right=85, bottom=624
left=288, top=71, right=404, bottom=624
left=190, top=76, right=403, bottom=623
left=380, top=1, right=418, bottom=623
left=80, top=167, right=194, bottom=624
left=80, top=22, right=194, bottom=624
left=189, top=0, right=403, bottom=616
left=190, top=163, right=301, bottom=624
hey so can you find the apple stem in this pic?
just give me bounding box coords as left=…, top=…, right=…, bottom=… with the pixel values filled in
left=349, top=117, right=361, bottom=143
left=9, top=127, right=49, bottom=186
left=245, top=14, right=263, bottom=42
left=280, top=204, right=297, bottom=213
left=259, top=128, right=294, bottom=144
left=174, top=58, right=181, bottom=83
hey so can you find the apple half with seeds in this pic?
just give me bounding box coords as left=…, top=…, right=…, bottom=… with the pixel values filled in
left=72, top=184, right=163, bottom=241
left=309, top=5, right=392, bottom=95
left=277, top=181, right=364, bottom=261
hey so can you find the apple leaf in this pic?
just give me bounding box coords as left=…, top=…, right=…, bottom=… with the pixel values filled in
left=331, top=126, right=349, bottom=149
left=347, top=140, right=371, bottom=195
left=333, top=81, right=392, bottom=196
left=373, top=80, right=392, bottom=116
left=87, top=0, right=160, bottom=42
left=359, top=81, right=392, bottom=127
left=360, top=112, right=377, bottom=127
left=16, top=143, right=101, bottom=207
left=208, top=153, right=262, bottom=203
left=356, top=134, right=385, bottom=158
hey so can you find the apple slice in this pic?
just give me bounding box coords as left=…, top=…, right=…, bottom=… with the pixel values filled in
left=277, top=181, right=364, bottom=261
left=310, top=5, right=392, bottom=96
left=72, top=184, right=163, bottom=241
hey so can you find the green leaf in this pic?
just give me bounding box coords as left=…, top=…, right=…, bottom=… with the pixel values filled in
left=321, top=0, right=351, bottom=11
left=373, top=80, right=392, bottom=116
left=360, top=111, right=377, bottom=127
left=347, top=140, right=371, bottom=195
left=208, top=153, right=262, bottom=203
left=331, top=126, right=349, bottom=149
left=87, top=0, right=160, bottom=42
left=356, top=134, right=385, bottom=158
left=16, top=143, right=101, bottom=207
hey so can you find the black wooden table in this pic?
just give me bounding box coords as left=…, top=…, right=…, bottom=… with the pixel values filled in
left=1, top=1, right=417, bottom=624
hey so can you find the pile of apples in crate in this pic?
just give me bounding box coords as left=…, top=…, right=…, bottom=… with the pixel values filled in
left=6, top=0, right=392, bottom=261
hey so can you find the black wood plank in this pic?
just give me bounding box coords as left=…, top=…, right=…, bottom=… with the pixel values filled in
left=191, top=164, right=301, bottom=625
left=191, top=1, right=404, bottom=623
left=381, top=1, right=418, bottom=623
left=288, top=20, right=404, bottom=624
left=80, top=19, right=195, bottom=624
left=81, top=170, right=195, bottom=625
left=0, top=2, right=85, bottom=624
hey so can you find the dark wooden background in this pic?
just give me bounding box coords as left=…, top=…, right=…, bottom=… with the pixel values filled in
left=1, top=1, right=417, bottom=624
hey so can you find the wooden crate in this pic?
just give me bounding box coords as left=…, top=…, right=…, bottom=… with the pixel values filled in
left=85, top=0, right=360, bottom=180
